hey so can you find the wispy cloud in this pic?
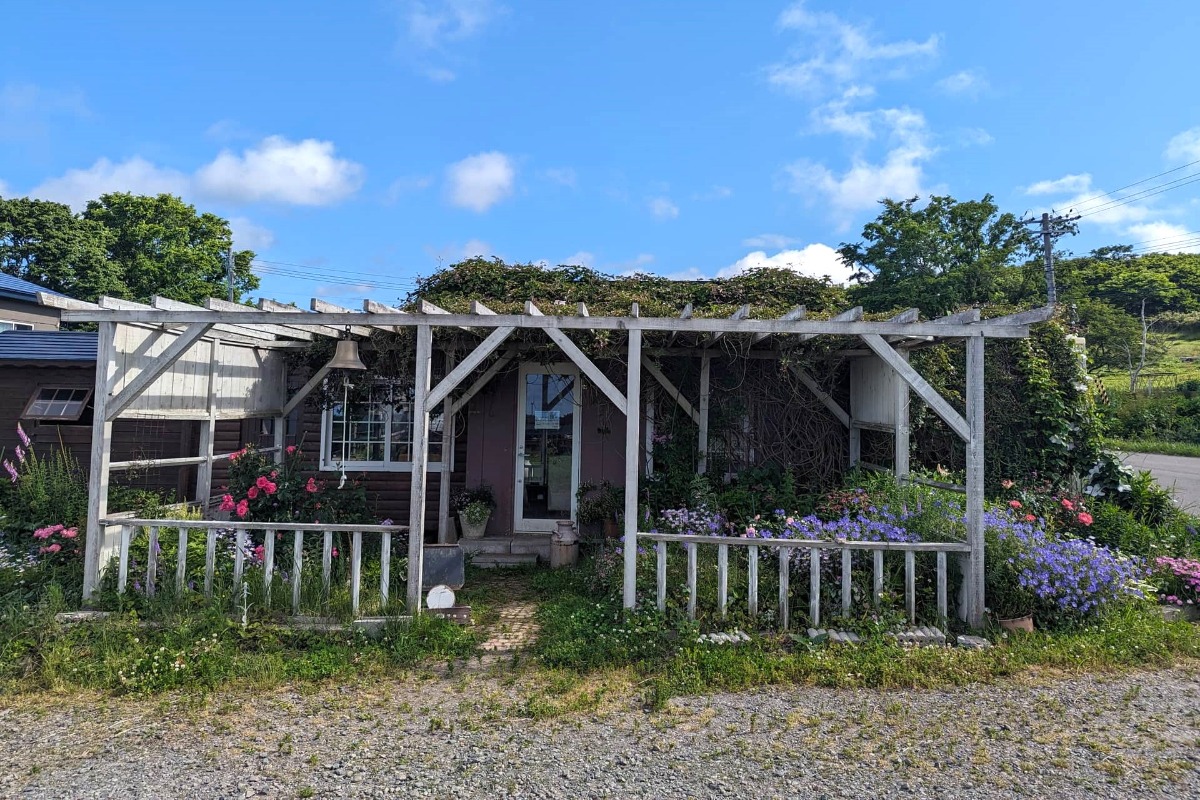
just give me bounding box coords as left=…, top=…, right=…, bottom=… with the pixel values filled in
left=0, top=82, right=89, bottom=141
left=691, top=185, right=732, bottom=201
left=29, top=157, right=190, bottom=208
left=1125, top=222, right=1200, bottom=253
left=1166, top=126, right=1200, bottom=163
left=935, top=69, right=988, bottom=98
left=445, top=151, right=515, bottom=212
left=227, top=216, right=276, bottom=251
left=386, top=174, right=435, bottom=202
left=742, top=233, right=801, bottom=249
left=541, top=167, right=576, bottom=188
left=396, top=0, right=505, bottom=82
left=1024, top=173, right=1092, bottom=196
left=648, top=196, right=679, bottom=220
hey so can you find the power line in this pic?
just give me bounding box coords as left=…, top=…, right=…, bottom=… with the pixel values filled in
left=1075, top=171, right=1200, bottom=219
left=251, top=258, right=421, bottom=286
left=1064, top=158, right=1200, bottom=213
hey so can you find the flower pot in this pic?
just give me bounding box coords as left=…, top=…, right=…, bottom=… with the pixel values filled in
left=460, top=514, right=489, bottom=540
left=998, top=614, right=1034, bottom=633
left=603, top=518, right=619, bottom=538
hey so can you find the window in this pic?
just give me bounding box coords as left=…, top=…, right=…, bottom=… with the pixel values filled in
left=0, top=321, right=35, bottom=332
left=320, top=381, right=443, bottom=471
left=23, top=387, right=92, bottom=421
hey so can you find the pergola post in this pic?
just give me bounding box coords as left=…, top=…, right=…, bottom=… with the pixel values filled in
left=894, top=349, right=911, bottom=480
left=697, top=352, right=711, bottom=475
left=438, top=350, right=456, bottom=544
left=965, top=335, right=986, bottom=628
left=82, top=322, right=117, bottom=602
left=407, top=324, right=434, bottom=613
left=622, top=327, right=642, bottom=610
left=195, top=337, right=220, bottom=505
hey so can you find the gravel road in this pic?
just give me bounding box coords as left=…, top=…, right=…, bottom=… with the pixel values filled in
left=2, top=664, right=1199, bottom=799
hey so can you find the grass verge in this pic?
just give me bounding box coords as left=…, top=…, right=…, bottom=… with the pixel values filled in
left=1108, top=438, right=1200, bottom=458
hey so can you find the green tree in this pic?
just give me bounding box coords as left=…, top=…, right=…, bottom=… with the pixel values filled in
left=0, top=196, right=118, bottom=298
left=83, top=193, right=258, bottom=304
left=839, top=194, right=1041, bottom=315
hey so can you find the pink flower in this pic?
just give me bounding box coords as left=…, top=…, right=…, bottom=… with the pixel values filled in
left=247, top=486, right=259, bottom=499
left=40, top=543, right=62, bottom=554
left=1008, top=500, right=1022, bottom=509
left=235, top=500, right=249, bottom=518
left=1077, top=512, right=1093, bottom=526
left=269, top=470, right=278, bottom=479
left=3, top=460, right=18, bottom=483
left=1000, top=479, right=1014, bottom=490
left=1061, top=498, right=1075, bottom=511
left=219, top=494, right=236, bottom=512
left=253, top=544, right=265, bottom=562
left=331, top=547, right=339, bottom=558
left=60, top=528, right=78, bottom=539
left=305, top=477, right=318, bottom=494
left=256, top=476, right=270, bottom=489
left=1024, top=514, right=1036, bottom=522
left=33, top=525, right=56, bottom=540
left=286, top=445, right=296, bottom=455
left=16, top=422, right=31, bottom=449
left=263, top=481, right=277, bottom=495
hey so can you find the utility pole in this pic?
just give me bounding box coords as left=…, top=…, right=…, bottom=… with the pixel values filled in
left=1020, top=211, right=1079, bottom=306
left=226, top=249, right=235, bottom=302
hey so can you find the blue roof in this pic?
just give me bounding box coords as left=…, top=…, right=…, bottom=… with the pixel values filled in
left=0, top=273, right=64, bottom=303
left=0, top=331, right=96, bottom=363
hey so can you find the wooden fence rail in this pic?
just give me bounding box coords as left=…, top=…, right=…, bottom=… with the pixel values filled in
left=637, top=532, right=969, bottom=628
left=103, top=518, right=409, bottom=617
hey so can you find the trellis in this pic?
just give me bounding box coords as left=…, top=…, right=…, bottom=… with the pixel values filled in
left=52, top=289, right=1051, bottom=627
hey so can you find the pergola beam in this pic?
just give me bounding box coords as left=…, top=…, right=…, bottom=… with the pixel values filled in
left=755, top=305, right=806, bottom=343
left=801, top=306, right=863, bottom=340
left=204, top=297, right=315, bottom=340
left=283, top=364, right=332, bottom=417
left=148, top=297, right=277, bottom=341
left=309, top=299, right=373, bottom=337
left=791, top=367, right=850, bottom=428
left=708, top=304, right=749, bottom=346
left=667, top=303, right=693, bottom=347
left=860, top=333, right=971, bottom=441
left=526, top=301, right=628, bottom=416
left=258, top=298, right=343, bottom=338
left=641, top=356, right=700, bottom=424
left=451, top=349, right=515, bottom=415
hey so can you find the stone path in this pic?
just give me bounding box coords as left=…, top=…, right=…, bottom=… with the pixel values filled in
left=479, top=601, right=540, bottom=652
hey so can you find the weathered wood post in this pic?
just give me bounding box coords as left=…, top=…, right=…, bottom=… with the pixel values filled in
left=407, top=324, right=434, bottom=613
left=965, top=334, right=986, bottom=628
left=437, top=350, right=456, bottom=544
left=195, top=338, right=220, bottom=506
left=894, top=349, right=910, bottom=480
left=83, top=322, right=116, bottom=602
left=697, top=351, right=711, bottom=475
left=622, top=324, right=642, bottom=610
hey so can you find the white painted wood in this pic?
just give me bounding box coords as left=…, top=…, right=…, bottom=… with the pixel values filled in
left=380, top=530, right=391, bottom=610
left=756, top=306, right=805, bottom=343
left=860, top=333, right=971, bottom=441
left=514, top=362, right=583, bottom=532
left=965, top=335, right=986, bottom=628
left=709, top=304, right=749, bottom=346
left=656, top=540, right=667, bottom=612
left=931, top=308, right=982, bottom=325
left=259, top=298, right=343, bottom=338
left=873, top=550, right=884, bottom=608
left=110, top=454, right=210, bottom=472
left=527, top=301, right=629, bottom=415
left=748, top=546, right=759, bottom=618
left=779, top=546, right=791, bottom=630
left=666, top=303, right=692, bottom=347
left=205, top=297, right=315, bottom=340
left=893, top=347, right=911, bottom=479
left=351, top=530, right=363, bottom=616
left=427, top=327, right=515, bottom=409
left=148, top=296, right=275, bottom=341
left=801, top=306, right=862, bottom=341
left=407, top=324, right=434, bottom=613
left=63, top=307, right=1041, bottom=338
left=577, top=302, right=589, bottom=317
left=196, top=336, right=220, bottom=505
left=792, top=367, right=850, bottom=428
left=451, top=349, right=515, bottom=415
left=176, top=527, right=188, bottom=593
left=697, top=352, right=711, bottom=475
left=292, top=531, right=303, bottom=615
left=686, top=544, right=698, bottom=620
left=205, top=530, right=216, bottom=597
left=117, top=526, right=131, bottom=594
left=841, top=548, right=852, bottom=617
left=438, top=350, right=456, bottom=545
left=850, top=355, right=899, bottom=429
left=233, top=529, right=246, bottom=589
left=322, top=531, right=333, bottom=599
left=83, top=322, right=116, bottom=601
left=146, top=526, right=159, bottom=598
left=106, top=323, right=215, bottom=420
left=641, top=357, right=700, bottom=423
left=808, top=548, right=819, bottom=627
left=936, top=551, right=948, bottom=621
left=638, top=532, right=971, bottom=553
left=363, top=299, right=409, bottom=333
left=622, top=328, right=642, bottom=610
left=717, top=544, right=729, bottom=618
left=263, top=529, right=275, bottom=606
left=905, top=550, right=916, bottom=624
left=308, top=298, right=371, bottom=336
left=283, top=364, right=331, bottom=417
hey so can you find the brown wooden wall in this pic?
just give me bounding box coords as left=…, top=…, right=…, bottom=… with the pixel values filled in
left=0, top=299, right=61, bottom=330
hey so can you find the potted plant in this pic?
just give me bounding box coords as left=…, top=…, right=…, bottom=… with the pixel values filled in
left=985, top=528, right=1036, bottom=632
left=576, top=480, right=623, bottom=538
left=452, top=485, right=494, bottom=540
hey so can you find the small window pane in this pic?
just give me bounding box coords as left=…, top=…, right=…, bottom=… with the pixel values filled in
left=23, top=386, right=91, bottom=421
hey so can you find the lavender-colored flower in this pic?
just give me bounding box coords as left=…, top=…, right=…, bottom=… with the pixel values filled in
left=14, top=445, right=24, bottom=464
left=3, top=460, right=17, bottom=483
left=16, top=423, right=30, bottom=449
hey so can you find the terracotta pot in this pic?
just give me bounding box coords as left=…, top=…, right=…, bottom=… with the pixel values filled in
left=998, top=614, right=1034, bottom=633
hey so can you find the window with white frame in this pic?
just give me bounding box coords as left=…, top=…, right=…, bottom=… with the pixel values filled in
left=0, top=321, right=35, bottom=332
left=320, top=381, right=443, bottom=471
left=23, top=386, right=92, bottom=421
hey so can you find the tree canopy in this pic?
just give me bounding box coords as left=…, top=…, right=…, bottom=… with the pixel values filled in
left=0, top=193, right=258, bottom=304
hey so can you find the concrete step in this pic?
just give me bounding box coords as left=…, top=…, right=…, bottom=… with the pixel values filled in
left=470, top=553, right=538, bottom=569
left=510, top=535, right=551, bottom=559
left=458, top=537, right=513, bottom=555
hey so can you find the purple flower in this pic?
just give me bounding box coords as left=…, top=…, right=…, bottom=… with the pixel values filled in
left=14, top=446, right=24, bottom=464
left=3, top=460, right=17, bottom=483
left=16, top=423, right=30, bottom=449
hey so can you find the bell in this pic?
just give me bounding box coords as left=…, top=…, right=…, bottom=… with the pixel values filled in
left=327, top=337, right=367, bottom=371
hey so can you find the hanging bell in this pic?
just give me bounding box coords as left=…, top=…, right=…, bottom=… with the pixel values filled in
left=327, top=337, right=367, bottom=371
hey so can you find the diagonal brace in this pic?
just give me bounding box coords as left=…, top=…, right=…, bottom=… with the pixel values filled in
left=860, top=333, right=970, bottom=441
left=106, top=323, right=214, bottom=421
left=642, top=356, right=699, bottom=424
left=428, top=326, right=516, bottom=409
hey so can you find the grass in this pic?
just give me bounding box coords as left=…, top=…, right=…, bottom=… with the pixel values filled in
left=1106, top=438, right=1200, bottom=458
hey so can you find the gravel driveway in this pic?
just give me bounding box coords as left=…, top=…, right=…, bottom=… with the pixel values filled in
left=2, top=663, right=1199, bottom=799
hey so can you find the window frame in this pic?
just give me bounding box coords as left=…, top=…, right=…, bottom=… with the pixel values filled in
left=0, top=321, right=35, bottom=332
left=22, top=385, right=93, bottom=422
left=318, top=380, right=442, bottom=473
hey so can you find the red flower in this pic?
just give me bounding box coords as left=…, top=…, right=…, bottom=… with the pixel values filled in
left=1024, top=514, right=1036, bottom=522
left=256, top=475, right=270, bottom=489
left=286, top=445, right=297, bottom=455
left=219, top=494, right=235, bottom=512
left=235, top=500, right=249, bottom=518
left=247, top=486, right=259, bottom=500
left=1077, top=512, right=1093, bottom=526
left=264, top=481, right=277, bottom=495
left=305, top=477, right=318, bottom=493
left=1061, top=498, right=1075, bottom=511
left=1008, top=500, right=1022, bottom=509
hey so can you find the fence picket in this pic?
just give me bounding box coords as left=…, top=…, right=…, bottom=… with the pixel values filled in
left=117, top=526, right=131, bottom=595
left=656, top=541, right=667, bottom=612
left=204, top=529, right=216, bottom=597
left=748, top=546, right=759, bottom=619
left=936, top=551, right=948, bottom=620
left=146, top=526, right=159, bottom=598
left=292, top=531, right=303, bottom=615
left=686, top=544, right=698, bottom=621
left=263, top=529, right=275, bottom=606
left=873, top=549, right=884, bottom=608
left=779, top=546, right=791, bottom=630
left=841, top=548, right=852, bottom=617
left=176, top=527, right=188, bottom=593
left=233, top=530, right=245, bottom=588
left=380, top=530, right=391, bottom=611
left=322, top=531, right=332, bottom=600
left=808, top=547, right=819, bottom=627
left=350, top=531, right=363, bottom=616
left=717, top=544, right=729, bottom=618
left=905, top=550, right=916, bottom=624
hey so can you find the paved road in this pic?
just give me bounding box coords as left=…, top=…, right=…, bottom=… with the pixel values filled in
left=1122, top=452, right=1200, bottom=511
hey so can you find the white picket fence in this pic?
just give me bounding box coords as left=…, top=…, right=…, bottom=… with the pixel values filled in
left=637, top=533, right=971, bottom=628
left=104, top=518, right=409, bottom=617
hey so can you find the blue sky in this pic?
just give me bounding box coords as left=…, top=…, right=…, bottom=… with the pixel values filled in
left=2, top=1, right=1199, bottom=307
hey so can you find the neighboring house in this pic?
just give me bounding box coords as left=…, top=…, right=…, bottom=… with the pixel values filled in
left=0, top=273, right=66, bottom=331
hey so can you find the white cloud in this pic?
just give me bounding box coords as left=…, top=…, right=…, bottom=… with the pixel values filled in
left=648, top=196, right=679, bottom=220
left=561, top=251, right=594, bottom=267
left=228, top=216, right=275, bottom=251
left=742, top=233, right=801, bottom=249
left=936, top=70, right=987, bottom=97
left=542, top=168, right=576, bottom=188
left=720, top=244, right=854, bottom=284
left=957, top=127, right=994, bottom=146
left=194, top=136, right=364, bottom=206
left=1125, top=222, right=1200, bottom=253
left=445, top=151, right=515, bottom=212
left=398, top=0, right=504, bottom=81
left=29, top=157, right=190, bottom=210
left=1024, top=173, right=1092, bottom=196
left=768, top=2, right=939, bottom=96
left=1165, top=127, right=1200, bottom=163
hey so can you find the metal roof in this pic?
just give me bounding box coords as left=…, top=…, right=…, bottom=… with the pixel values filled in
left=0, top=331, right=96, bottom=363
left=0, top=273, right=64, bottom=303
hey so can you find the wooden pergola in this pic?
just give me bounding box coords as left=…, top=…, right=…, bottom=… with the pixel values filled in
left=54, top=291, right=1052, bottom=627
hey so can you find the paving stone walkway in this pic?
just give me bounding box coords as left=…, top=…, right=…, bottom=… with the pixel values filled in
left=479, top=601, right=540, bottom=652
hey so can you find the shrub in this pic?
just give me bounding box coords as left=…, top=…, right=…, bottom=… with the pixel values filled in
left=223, top=445, right=370, bottom=524
left=0, top=424, right=88, bottom=541
left=1152, top=556, right=1200, bottom=607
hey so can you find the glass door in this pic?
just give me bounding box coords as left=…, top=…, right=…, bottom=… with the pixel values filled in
left=515, top=363, right=580, bottom=531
